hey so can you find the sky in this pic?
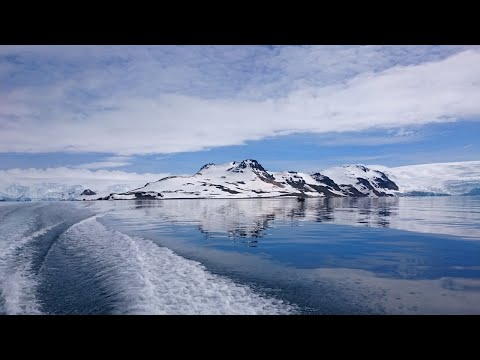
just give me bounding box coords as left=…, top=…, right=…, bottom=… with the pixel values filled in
left=1, top=45, right=480, bottom=181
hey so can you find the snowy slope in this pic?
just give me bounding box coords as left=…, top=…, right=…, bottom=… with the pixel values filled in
left=104, top=159, right=395, bottom=200
left=109, top=159, right=480, bottom=200
left=321, top=165, right=399, bottom=197
left=370, top=161, right=480, bottom=195
left=104, top=160, right=306, bottom=199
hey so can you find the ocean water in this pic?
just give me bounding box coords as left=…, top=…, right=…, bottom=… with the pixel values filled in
left=1, top=197, right=480, bottom=314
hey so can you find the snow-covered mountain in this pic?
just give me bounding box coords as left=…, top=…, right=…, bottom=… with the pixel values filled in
left=319, top=165, right=399, bottom=197
left=102, top=159, right=399, bottom=200
left=2, top=160, right=480, bottom=201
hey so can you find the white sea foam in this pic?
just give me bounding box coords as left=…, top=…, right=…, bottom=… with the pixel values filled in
left=0, top=206, right=63, bottom=314
left=61, top=216, right=295, bottom=314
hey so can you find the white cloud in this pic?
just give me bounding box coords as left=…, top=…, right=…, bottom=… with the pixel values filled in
left=72, top=161, right=131, bottom=169
left=72, top=155, right=134, bottom=169
left=312, top=129, right=423, bottom=147
left=103, top=155, right=133, bottom=162
left=1, top=46, right=480, bottom=155
left=332, top=154, right=393, bottom=162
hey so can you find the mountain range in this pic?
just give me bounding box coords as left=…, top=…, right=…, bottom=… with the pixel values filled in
left=1, top=160, right=480, bottom=201
left=101, top=159, right=480, bottom=201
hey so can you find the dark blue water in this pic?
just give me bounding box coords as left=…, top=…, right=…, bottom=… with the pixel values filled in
left=1, top=197, right=480, bottom=314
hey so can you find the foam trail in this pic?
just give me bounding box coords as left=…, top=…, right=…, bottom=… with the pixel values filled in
left=60, top=216, right=295, bottom=314
left=0, top=214, right=63, bottom=315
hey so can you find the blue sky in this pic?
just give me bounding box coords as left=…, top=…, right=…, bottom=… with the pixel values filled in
left=1, top=45, right=479, bottom=177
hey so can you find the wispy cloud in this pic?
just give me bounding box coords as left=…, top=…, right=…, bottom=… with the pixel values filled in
left=73, top=161, right=131, bottom=169
left=103, top=155, right=133, bottom=162
left=312, top=128, right=423, bottom=147
left=1, top=46, right=480, bottom=155
left=70, top=155, right=133, bottom=169
left=331, top=154, right=394, bottom=163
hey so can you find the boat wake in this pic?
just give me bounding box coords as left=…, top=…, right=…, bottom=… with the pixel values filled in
left=0, top=202, right=294, bottom=314
left=38, top=216, right=294, bottom=314
left=0, top=204, right=65, bottom=314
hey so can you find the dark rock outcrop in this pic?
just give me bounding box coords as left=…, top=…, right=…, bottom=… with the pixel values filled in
left=373, top=171, right=399, bottom=191
left=134, top=192, right=163, bottom=199
left=311, top=173, right=342, bottom=192
left=228, top=159, right=275, bottom=181
left=197, top=163, right=215, bottom=174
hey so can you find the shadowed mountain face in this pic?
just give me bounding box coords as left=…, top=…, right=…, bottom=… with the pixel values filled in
left=102, top=159, right=400, bottom=200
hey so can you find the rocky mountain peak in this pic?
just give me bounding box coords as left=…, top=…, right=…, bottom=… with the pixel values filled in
left=197, top=163, right=215, bottom=174
left=225, top=159, right=274, bottom=181
left=236, top=159, right=266, bottom=172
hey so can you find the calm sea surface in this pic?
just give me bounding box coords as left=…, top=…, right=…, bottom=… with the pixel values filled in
left=1, top=197, right=480, bottom=314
